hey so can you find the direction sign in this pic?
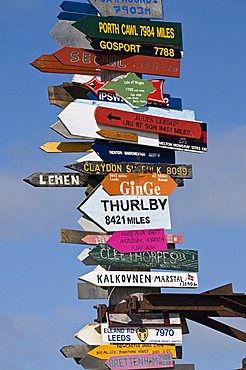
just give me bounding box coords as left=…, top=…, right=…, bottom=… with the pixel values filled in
left=102, top=173, right=177, bottom=197
left=75, top=324, right=103, bottom=345
left=31, top=53, right=99, bottom=75
left=60, top=228, right=108, bottom=244
left=60, top=1, right=97, bottom=14
left=101, top=323, right=182, bottom=344
left=80, top=265, right=199, bottom=288
left=106, top=228, right=168, bottom=253
left=54, top=47, right=181, bottom=78
left=92, top=139, right=175, bottom=163
left=58, top=11, right=88, bottom=21
left=23, top=172, right=90, bottom=187
left=105, top=353, right=173, bottom=370
left=107, top=312, right=181, bottom=327
left=79, top=355, right=108, bottom=369
left=87, top=0, right=163, bottom=19
left=51, top=121, right=92, bottom=139
left=82, top=234, right=112, bottom=245
left=95, top=106, right=203, bottom=139
left=82, top=244, right=199, bottom=272
left=77, top=282, right=108, bottom=299
left=40, top=141, right=93, bottom=153
left=87, top=344, right=180, bottom=360
left=65, top=161, right=193, bottom=179
left=97, top=130, right=138, bottom=142
left=78, top=215, right=106, bottom=233
left=90, top=38, right=182, bottom=59
left=58, top=99, right=201, bottom=152
left=49, top=20, right=93, bottom=48
left=73, top=17, right=183, bottom=48
left=48, top=83, right=90, bottom=108
left=78, top=185, right=172, bottom=232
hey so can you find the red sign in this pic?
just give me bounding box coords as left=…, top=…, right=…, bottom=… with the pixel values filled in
left=95, top=106, right=202, bottom=139
left=53, top=47, right=180, bottom=77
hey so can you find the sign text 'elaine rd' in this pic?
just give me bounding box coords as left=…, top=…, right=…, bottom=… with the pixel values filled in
left=78, top=185, right=171, bottom=232
left=102, top=173, right=177, bottom=196
left=106, top=228, right=168, bottom=253
left=80, top=265, right=199, bottom=288
left=73, top=17, right=183, bottom=47
left=105, top=352, right=173, bottom=370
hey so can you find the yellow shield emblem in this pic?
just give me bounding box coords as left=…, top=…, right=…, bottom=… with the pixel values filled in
left=136, top=327, right=148, bottom=342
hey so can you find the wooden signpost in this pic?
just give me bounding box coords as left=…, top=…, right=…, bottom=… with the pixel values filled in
left=87, top=343, right=180, bottom=360
left=95, top=106, right=203, bottom=139
left=48, top=83, right=90, bottom=108
left=80, top=265, right=199, bottom=288
left=90, top=38, right=182, bottom=59
left=87, top=0, right=163, bottom=19
left=80, top=244, right=199, bottom=272
left=78, top=185, right=172, bottom=232
left=102, top=173, right=177, bottom=197
left=23, top=172, right=90, bottom=187
left=97, top=130, right=138, bottom=142
left=73, top=17, right=183, bottom=48
left=106, top=228, right=168, bottom=252
left=65, top=161, right=193, bottom=179
left=40, top=141, right=93, bottom=153
left=100, top=322, right=183, bottom=344
left=107, top=312, right=181, bottom=327
left=53, top=47, right=181, bottom=77
left=105, top=353, right=173, bottom=369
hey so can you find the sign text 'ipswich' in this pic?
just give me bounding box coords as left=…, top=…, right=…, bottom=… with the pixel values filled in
left=73, top=17, right=183, bottom=48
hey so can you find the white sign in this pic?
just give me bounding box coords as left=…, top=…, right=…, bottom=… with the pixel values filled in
left=78, top=185, right=171, bottom=232
left=101, top=323, right=182, bottom=345
left=75, top=324, right=103, bottom=345
left=80, top=266, right=199, bottom=288
left=78, top=216, right=106, bottom=233
left=58, top=99, right=197, bottom=151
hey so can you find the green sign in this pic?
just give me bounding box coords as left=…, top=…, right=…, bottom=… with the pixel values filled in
left=88, top=244, right=199, bottom=272
left=104, top=73, right=156, bottom=108
left=73, top=16, right=183, bottom=48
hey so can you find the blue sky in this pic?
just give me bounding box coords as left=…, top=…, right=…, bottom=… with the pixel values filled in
left=1, top=0, right=246, bottom=369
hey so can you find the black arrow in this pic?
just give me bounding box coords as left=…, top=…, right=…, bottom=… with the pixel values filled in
left=107, top=113, right=121, bottom=121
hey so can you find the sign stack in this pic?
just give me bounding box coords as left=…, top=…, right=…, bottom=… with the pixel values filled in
left=26, top=0, right=216, bottom=369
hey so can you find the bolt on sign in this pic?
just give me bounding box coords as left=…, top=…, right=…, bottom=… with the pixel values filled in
left=105, top=353, right=173, bottom=370
left=73, top=17, right=183, bottom=48
left=101, top=323, right=182, bottom=344
left=101, top=173, right=177, bottom=197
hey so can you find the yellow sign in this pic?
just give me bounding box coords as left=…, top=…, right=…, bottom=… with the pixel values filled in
left=87, top=344, right=177, bottom=360
left=40, top=142, right=93, bottom=153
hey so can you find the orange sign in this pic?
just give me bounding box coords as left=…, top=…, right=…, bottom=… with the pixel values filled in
left=97, top=129, right=138, bottom=142
left=101, top=173, right=177, bottom=196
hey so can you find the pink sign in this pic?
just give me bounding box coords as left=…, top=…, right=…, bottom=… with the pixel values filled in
left=107, top=229, right=168, bottom=253
left=82, top=234, right=112, bottom=245
left=106, top=353, right=173, bottom=370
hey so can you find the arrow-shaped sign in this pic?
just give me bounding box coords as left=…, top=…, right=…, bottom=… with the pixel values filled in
left=80, top=265, right=198, bottom=288
left=49, top=20, right=93, bottom=48
left=53, top=47, right=181, bottom=77
left=105, top=353, right=173, bottom=370
left=40, top=142, right=93, bottom=153
left=97, top=129, right=138, bottom=142
left=78, top=244, right=199, bottom=272
left=87, top=343, right=181, bottom=360
left=95, top=106, right=203, bottom=139
left=87, top=0, right=163, bottom=18
left=75, top=324, right=103, bottom=345
left=65, top=161, right=193, bottom=179
left=23, top=172, right=90, bottom=187
left=73, top=17, right=182, bottom=47
left=60, top=1, right=97, bottom=14
left=101, top=173, right=177, bottom=197
left=48, top=83, right=90, bottom=109
left=51, top=121, right=92, bottom=139
left=77, top=282, right=108, bottom=299
left=78, top=185, right=171, bottom=232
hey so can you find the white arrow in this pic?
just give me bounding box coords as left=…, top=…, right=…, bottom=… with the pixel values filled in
left=78, top=185, right=171, bottom=232
left=49, top=20, right=92, bottom=48
left=75, top=324, right=104, bottom=345
left=50, top=121, right=93, bottom=140
left=78, top=215, right=106, bottom=233
left=80, top=265, right=199, bottom=288
left=58, top=99, right=196, bottom=149
left=76, top=152, right=102, bottom=163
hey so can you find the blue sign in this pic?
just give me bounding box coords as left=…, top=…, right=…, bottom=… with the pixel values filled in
left=92, top=139, right=175, bottom=163
left=60, top=1, right=97, bottom=14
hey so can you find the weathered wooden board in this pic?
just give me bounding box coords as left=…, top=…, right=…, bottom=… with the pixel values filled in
left=97, top=129, right=138, bottom=142
left=80, top=244, right=199, bottom=272
left=54, top=47, right=180, bottom=77
left=80, top=266, right=199, bottom=288
left=91, top=38, right=182, bottom=59
left=40, top=141, right=93, bottom=153
left=77, top=282, right=108, bottom=299
left=87, top=0, right=163, bottom=19
left=49, top=20, right=93, bottom=48
left=31, top=54, right=99, bottom=75
left=78, top=185, right=172, bottom=232
left=48, top=83, right=90, bottom=108
left=23, top=172, right=89, bottom=187
left=87, top=344, right=181, bottom=360
left=73, top=17, right=183, bottom=47
left=65, top=161, right=193, bottom=179
left=60, top=228, right=106, bottom=244
left=105, top=353, right=173, bottom=370
left=107, top=312, right=181, bottom=327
